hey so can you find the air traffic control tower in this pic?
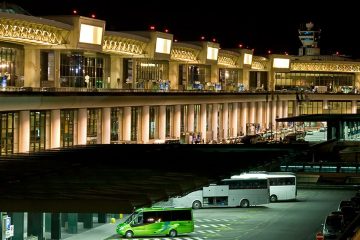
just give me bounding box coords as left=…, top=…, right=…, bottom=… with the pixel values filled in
left=298, top=22, right=321, bottom=56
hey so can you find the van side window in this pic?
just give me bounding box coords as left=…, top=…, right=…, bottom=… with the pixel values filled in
left=134, top=213, right=143, bottom=225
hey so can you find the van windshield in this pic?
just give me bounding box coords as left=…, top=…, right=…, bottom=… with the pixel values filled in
left=124, top=212, right=136, bottom=224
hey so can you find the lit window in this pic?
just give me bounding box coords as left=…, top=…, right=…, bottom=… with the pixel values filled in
left=273, top=58, right=290, bottom=68
left=207, top=47, right=218, bottom=60
left=79, top=24, right=103, bottom=45
left=155, top=38, right=172, bottom=54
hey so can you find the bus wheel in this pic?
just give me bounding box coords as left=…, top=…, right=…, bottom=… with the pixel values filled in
left=270, top=195, right=278, bottom=202
left=240, top=199, right=249, bottom=208
left=169, top=229, right=177, bottom=237
left=192, top=200, right=202, bottom=209
left=125, top=230, right=134, bottom=238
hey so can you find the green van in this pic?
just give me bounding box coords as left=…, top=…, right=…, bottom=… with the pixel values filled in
left=116, top=207, right=194, bottom=238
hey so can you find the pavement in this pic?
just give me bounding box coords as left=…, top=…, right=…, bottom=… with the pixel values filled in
left=44, top=217, right=126, bottom=240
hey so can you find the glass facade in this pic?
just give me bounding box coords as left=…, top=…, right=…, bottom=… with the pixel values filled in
left=60, top=110, right=76, bottom=147
left=131, top=107, right=142, bottom=142
left=219, top=68, right=240, bottom=91
left=180, top=105, right=188, bottom=133
left=194, top=104, right=201, bottom=133
left=0, top=46, right=23, bottom=87
left=30, top=111, right=50, bottom=152
left=275, top=72, right=354, bottom=91
left=0, top=112, right=18, bottom=155
left=60, top=52, right=106, bottom=88
left=165, top=106, right=173, bottom=138
left=179, top=65, right=211, bottom=90
left=111, top=107, right=123, bottom=143
left=123, top=59, right=169, bottom=90
left=87, top=109, right=102, bottom=144
left=149, top=106, right=159, bottom=139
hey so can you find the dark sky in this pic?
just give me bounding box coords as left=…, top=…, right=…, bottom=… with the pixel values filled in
left=9, top=0, right=360, bottom=57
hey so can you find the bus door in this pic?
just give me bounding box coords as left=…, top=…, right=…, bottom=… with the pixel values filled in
left=203, top=185, right=229, bottom=207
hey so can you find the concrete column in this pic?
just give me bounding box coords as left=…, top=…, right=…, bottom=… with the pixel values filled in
left=294, top=100, right=300, bottom=116
left=51, top=110, right=60, bottom=148
left=66, top=213, right=78, bottom=234
left=212, top=103, right=218, bottom=141
left=283, top=101, right=289, bottom=127
left=19, top=110, right=30, bottom=153
left=210, top=65, right=219, bottom=83
left=159, top=106, right=166, bottom=140
left=169, top=62, right=179, bottom=90
left=174, top=105, right=181, bottom=139
left=277, top=100, right=283, bottom=129
left=323, top=100, right=329, bottom=112
left=77, top=108, right=87, bottom=145
left=98, top=213, right=107, bottom=223
left=241, top=102, right=248, bottom=135
left=24, top=48, right=40, bottom=87
left=231, top=103, right=238, bottom=137
left=142, top=106, right=149, bottom=144
left=51, top=213, right=61, bottom=240
left=110, top=55, right=123, bottom=88
left=187, top=104, right=195, bottom=132
left=266, top=101, right=271, bottom=129
left=123, top=107, right=131, bottom=141
left=8, top=212, right=24, bottom=240
left=28, top=213, right=44, bottom=239
left=82, top=213, right=93, bottom=229
left=271, top=100, right=277, bottom=130
left=257, top=102, right=263, bottom=130
left=102, top=107, right=111, bottom=144
left=223, top=103, right=229, bottom=139
left=249, top=101, right=256, bottom=124
left=200, top=103, right=207, bottom=143
left=352, top=100, right=357, bottom=114
left=277, top=100, right=283, bottom=119
left=242, top=68, right=250, bottom=90
left=54, top=50, right=61, bottom=88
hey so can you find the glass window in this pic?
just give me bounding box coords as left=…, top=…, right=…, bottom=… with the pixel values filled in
left=0, top=112, right=18, bottom=155
left=165, top=106, right=173, bottom=138
left=131, top=107, right=142, bottom=142
left=111, top=107, right=123, bottom=143
left=30, top=111, right=49, bottom=152
left=61, top=110, right=75, bottom=147
left=60, top=53, right=106, bottom=88
left=149, top=106, right=159, bottom=139
left=87, top=109, right=102, bottom=144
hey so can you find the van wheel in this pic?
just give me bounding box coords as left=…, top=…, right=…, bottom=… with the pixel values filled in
left=192, top=200, right=202, bottom=209
left=125, top=230, right=134, bottom=238
left=240, top=199, right=249, bottom=208
left=169, top=229, right=177, bottom=237
left=270, top=195, right=278, bottom=202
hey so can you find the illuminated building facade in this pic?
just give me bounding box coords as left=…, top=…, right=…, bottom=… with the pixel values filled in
left=0, top=11, right=359, bottom=156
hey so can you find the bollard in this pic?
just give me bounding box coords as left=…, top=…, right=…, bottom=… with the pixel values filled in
left=110, top=218, right=116, bottom=224
left=120, top=213, right=123, bottom=219
left=316, top=232, right=324, bottom=240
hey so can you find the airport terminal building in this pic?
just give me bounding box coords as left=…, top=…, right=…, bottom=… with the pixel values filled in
left=0, top=7, right=359, bottom=155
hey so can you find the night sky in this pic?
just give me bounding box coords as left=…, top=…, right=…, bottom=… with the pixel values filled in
left=8, top=0, right=360, bottom=57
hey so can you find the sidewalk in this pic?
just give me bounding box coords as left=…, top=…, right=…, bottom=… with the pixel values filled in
left=62, top=219, right=123, bottom=240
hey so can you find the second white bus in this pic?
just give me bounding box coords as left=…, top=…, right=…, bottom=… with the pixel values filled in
left=232, top=172, right=297, bottom=202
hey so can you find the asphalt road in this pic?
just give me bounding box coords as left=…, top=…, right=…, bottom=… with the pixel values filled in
left=73, top=188, right=356, bottom=240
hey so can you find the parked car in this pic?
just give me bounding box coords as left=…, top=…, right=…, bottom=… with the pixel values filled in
left=322, top=213, right=344, bottom=239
